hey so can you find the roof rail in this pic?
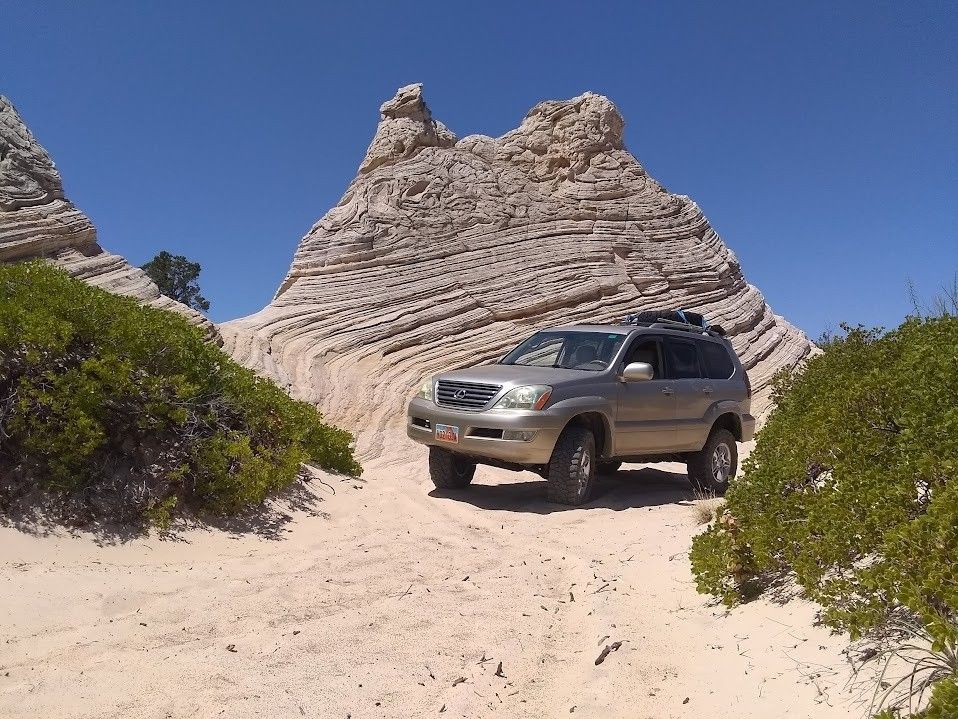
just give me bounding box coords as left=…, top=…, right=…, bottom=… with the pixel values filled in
left=649, top=319, right=711, bottom=335
left=640, top=319, right=728, bottom=338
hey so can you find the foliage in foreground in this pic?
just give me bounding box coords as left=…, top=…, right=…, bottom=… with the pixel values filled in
left=690, top=317, right=958, bottom=716
left=0, top=262, right=361, bottom=528
left=141, top=250, right=210, bottom=312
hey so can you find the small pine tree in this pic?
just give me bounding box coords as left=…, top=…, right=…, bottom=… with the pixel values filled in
left=141, top=251, right=210, bottom=312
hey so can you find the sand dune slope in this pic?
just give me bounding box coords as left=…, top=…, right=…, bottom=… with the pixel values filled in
left=1, top=451, right=862, bottom=719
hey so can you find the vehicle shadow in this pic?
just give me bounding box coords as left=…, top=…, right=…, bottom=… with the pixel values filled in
left=428, top=466, right=695, bottom=514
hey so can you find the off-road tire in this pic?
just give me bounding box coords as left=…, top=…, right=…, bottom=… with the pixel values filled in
left=547, top=426, right=596, bottom=505
left=598, top=460, right=622, bottom=475
left=687, top=428, right=737, bottom=496
left=428, top=447, right=476, bottom=489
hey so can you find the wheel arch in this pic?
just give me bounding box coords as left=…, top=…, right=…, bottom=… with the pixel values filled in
left=711, top=411, right=743, bottom=441
left=562, top=411, right=614, bottom=459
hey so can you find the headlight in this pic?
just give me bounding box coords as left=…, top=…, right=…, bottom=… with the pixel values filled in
left=416, top=378, right=434, bottom=401
left=492, top=385, right=552, bottom=411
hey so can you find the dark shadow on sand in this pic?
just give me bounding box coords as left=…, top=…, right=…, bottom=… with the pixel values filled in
left=428, top=466, right=695, bottom=514
left=0, top=474, right=333, bottom=545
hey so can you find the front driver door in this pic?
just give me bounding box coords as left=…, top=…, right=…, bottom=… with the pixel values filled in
left=614, top=336, right=676, bottom=454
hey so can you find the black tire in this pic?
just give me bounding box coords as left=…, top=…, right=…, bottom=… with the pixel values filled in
left=428, top=447, right=476, bottom=489
left=597, top=460, right=622, bottom=475
left=687, top=428, right=738, bottom=495
left=547, top=425, right=596, bottom=505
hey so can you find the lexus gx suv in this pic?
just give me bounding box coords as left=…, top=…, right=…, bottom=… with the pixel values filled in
left=406, top=313, right=755, bottom=505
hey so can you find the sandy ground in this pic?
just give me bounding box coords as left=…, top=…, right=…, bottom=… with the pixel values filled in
left=0, top=450, right=870, bottom=719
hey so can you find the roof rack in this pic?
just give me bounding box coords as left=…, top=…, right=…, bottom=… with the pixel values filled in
left=648, top=319, right=727, bottom=337
left=622, top=310, right=727, bottom=337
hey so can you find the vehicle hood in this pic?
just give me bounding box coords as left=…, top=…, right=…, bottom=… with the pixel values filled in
left=434, top=363, right=599, bottom=387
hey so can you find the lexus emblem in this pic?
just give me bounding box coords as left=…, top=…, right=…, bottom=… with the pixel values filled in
left=453, top=389, right=468, bottom=400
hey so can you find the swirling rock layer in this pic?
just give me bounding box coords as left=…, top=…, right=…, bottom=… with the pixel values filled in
left=223, top=85, right=813, bottom=459
left=0, top=96, right=219, bottom=341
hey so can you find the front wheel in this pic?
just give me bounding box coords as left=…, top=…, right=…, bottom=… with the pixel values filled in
left=547, top=426, right=596, bottom=505
left=428, top=447, right=476, bottom=489
left=687, top=428, right=737, bottom=495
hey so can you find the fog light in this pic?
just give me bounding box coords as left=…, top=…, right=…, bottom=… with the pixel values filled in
left=502, top=430, right=537, bottom=442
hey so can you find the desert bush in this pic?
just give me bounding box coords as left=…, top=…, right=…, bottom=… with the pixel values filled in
left=689, top=317, right=958, bottom=717
left=690, top=488, right=722, bottom=525
left=0, top=262, right=361, bottom=527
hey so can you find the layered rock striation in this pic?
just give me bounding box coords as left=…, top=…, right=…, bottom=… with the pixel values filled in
left=223, top=84, right=813, bottom=459
left=0, top=96, right=219, bottom=341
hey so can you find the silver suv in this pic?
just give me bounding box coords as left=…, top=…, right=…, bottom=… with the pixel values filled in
left=406, top=315, right=755, bottom=505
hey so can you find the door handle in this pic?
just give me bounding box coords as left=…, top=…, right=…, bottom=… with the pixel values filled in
left=703, top=386, right=714, bottom=395
left=662, top=387, right=674, bottom=396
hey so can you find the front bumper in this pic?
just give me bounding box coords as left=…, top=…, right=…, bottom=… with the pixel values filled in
left=741, top=413, right=756, bottom=442
left=406, top=397, right=566, bottom=465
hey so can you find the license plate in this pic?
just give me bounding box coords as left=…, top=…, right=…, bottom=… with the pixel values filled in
left=435, top=424, right=460, bottom=443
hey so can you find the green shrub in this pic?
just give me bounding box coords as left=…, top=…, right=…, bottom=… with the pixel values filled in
left=689, top=317, right=958, bottom=716
left=0, top=262, right=361, bottom=527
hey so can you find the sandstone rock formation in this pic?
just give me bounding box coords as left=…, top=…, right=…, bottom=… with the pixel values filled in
left=223, top=84, right=813, bottom=459
left=0, top=96, right=219, bottom=341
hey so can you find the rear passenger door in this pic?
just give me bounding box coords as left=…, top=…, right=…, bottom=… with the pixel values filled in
left=663, top=336, right=711, bottom=450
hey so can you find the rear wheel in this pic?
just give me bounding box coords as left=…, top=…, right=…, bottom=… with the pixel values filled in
left=687, top=428, right=737, bottom=495
left=547, top=426, right=596, bottom=505
left=597, top=460, right=622, bottom=475
left=428, top=447, right=476, bottom=489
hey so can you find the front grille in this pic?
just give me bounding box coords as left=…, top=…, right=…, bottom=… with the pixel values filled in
left=435, top=380, right=502, bottom=410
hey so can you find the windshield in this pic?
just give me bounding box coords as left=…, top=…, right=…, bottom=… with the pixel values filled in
left=500, top=331, right=626, bottom=371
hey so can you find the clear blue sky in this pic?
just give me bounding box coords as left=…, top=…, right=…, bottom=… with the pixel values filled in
left=3, top=1, right=956, bottom=336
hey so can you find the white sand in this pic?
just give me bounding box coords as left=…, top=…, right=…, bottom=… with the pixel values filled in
left=0, top=453, right=866, bottom=718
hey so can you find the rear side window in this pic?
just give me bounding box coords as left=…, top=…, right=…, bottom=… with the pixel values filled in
left=700, top=341, right=735, bottom=380
left=664, top=339, right=702, bottom=379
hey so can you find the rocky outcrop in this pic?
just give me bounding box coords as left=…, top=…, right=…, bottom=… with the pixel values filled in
left=0, top=96, right=219, bottom=341
left=223, top=84, right=813, bottom=459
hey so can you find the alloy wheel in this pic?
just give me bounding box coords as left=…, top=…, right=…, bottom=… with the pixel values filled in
left=711, top=443, right=732, bottom=484
left=577, top=448, right=592, bottom=496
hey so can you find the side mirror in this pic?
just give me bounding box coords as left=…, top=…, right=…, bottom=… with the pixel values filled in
left=621, top=362, right=654, bottom=382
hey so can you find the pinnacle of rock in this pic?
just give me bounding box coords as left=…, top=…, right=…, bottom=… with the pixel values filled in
left=0, top=97, right=64, bottom=211
left=223, top=85, right=814, bottom=460
left=359, top=83, right=457, bottom=175
left=0, top=96, right=219, bottom=342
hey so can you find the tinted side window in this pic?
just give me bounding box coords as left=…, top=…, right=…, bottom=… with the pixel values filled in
left=700, top=341, right=735, bottom=380
left=625, top=337, right=663, bottom=379
left=664, top=339, right=702, bottom=379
